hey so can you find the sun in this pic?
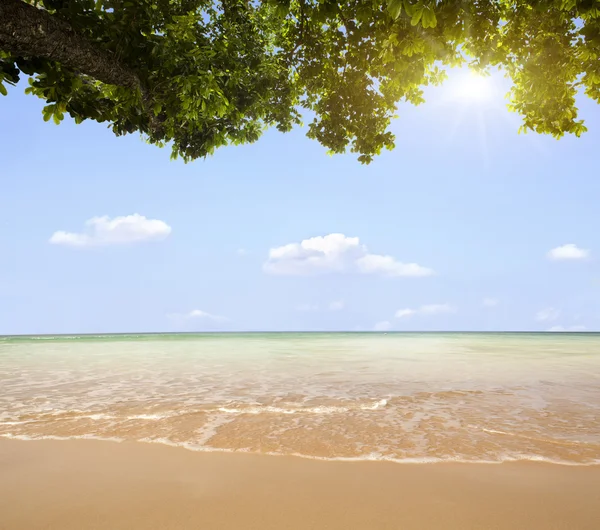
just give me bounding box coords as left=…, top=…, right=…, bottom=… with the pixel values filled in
left=456, top=71, right=493, bottom=102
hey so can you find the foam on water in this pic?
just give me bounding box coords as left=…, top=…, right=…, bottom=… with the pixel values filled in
left=3, top=433, right=599, bottom=467
left=1, top=433, right=125, bottom=443
left=126, top=414, right=173, bottom=420
left=217, top=398, right=388, bottom=415
left=2, top=332, right=600, bottom=465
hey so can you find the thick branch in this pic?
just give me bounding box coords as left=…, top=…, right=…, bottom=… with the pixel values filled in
left=0, top=0, right=140, bottom=91
left=0, top=0, right=167, bottom=134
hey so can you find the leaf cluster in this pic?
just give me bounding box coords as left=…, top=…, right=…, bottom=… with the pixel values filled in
left=2, top=0, right=599, bottom=162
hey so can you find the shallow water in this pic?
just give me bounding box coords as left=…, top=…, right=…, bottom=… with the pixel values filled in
left=1, top=332, right=599, bottom=464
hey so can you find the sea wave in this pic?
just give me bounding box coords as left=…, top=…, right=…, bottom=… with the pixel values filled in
left=217, top=398, right=388, bottom=415
left=1, top=400, right=389, bottom=424
left=3, top=433, right=599, bottom=466
left=480, top=427, right=600, bottom=447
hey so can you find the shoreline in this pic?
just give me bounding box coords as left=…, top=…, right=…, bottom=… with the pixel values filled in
left=3, top=434, right=600, bottom=466
left=2, top=439, right=600, bottom=529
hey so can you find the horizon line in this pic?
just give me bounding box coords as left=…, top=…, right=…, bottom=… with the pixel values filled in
left=1, top=330, right=598, bottom=338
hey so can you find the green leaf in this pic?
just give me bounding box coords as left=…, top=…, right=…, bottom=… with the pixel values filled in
left=387, top=0, right=403, bottom=20
left=410, top=6, right=423, bottom=27
left=403, top=0, right=415, bottom=16
left=0, top=82, right=7, bottom=96
left=421, top=6, right=437, bottom=28
left=42, top=104, right=55, bottom=122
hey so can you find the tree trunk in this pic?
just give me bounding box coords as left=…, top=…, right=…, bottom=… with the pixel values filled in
left=0, top=0, right=140, bottom=91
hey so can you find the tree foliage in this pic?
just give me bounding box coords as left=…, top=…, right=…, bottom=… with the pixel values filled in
left=1, top=0, right=599, bottom=163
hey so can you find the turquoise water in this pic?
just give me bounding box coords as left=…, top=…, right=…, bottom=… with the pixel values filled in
left=1, top=332, right=599, bottom=464
left=2, top=331, right=599, bottom=342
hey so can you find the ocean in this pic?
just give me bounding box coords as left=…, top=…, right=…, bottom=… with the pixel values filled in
left=1, top=332, right=599, bottom=464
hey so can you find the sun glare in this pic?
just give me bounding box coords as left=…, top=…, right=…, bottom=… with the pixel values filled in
left=456, top=71, right=493, bottom=102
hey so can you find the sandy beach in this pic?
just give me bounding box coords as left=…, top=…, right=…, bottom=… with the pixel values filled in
left=2, top=334, right=600, bottom=528
left=1, top=439, right=599, bottom=530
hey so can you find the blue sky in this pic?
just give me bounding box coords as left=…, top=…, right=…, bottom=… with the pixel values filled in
left=1, top=69, right=599, bottom=334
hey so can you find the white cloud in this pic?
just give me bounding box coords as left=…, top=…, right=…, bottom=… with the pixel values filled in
left=188, top=310, right=223, bottom=320
left=355, top=255, right=433, bottom=277
left=328, top=300, right=345, bottom=311
left=395, top=304, right=456, bottom=318
left=168, top=309, right=227, bottom=322
left=547, top=325, right=587, bottom=332
left=374, top=321, right=392, bottom=331
left=50, top=214, right=171, bottom=247
left=237, top=248, right=247, bottom=256
left=263, top=233, right=433, bottom=277
left=547, top=244, right=589, bottom=261
left=483, top=298, right=499, bottom=307
left=536, top=307, right=560, bottom=322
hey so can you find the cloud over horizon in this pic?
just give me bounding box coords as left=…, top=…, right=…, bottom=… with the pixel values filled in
left=167, top=309, right=227, bottom=322
left=50, top=214, right=171, bottom=247
left=395, top=304, right=456, bottom=318
left=263, top=233, right=434, bottom=277
left=373, top=321, right=392, bottom=331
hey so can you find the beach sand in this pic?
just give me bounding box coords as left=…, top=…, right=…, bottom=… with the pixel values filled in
left=1, top=439, right=599, bottom=529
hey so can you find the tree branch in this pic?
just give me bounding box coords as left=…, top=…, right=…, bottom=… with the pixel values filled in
left=0, top=0, right=167, bottom=136
left=288, top=0, right=305, bottom=64
left=0, top=0, right=142, bottom=91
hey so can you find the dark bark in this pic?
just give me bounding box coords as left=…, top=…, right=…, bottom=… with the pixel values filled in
left=0, top=0, right=167, bottom=135
left=0, top=0, right=141, bottom=90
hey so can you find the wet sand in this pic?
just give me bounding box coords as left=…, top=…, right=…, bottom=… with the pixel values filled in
left=1, top=439, right=599, bottom=530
